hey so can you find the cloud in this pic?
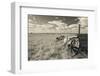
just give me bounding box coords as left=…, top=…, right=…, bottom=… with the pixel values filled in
left=48, top=20, right=67, bottom=27
left=28, top=18, right=88, bottom=33
left=66, top=17, right=88, bottom=33
left=48, top=20, right=68, bottom=30
left=28, top=19, right=33, bottom=23
left=28, top=20, right=69, bottom=33
left=68, top=24, right=78, bottom=29
left=28, top=23, right=56, bottom=33
left=78, top=17, right=88, bottom=27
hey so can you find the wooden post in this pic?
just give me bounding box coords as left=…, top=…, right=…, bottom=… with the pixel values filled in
left=78, top=24, right=81, bottom=35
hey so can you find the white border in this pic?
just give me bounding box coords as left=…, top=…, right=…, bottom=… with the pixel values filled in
left=11, top=2, right=97, bottom=74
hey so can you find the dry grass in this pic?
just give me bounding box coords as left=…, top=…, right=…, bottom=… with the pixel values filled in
left=28, top=33, right=87, bottom=61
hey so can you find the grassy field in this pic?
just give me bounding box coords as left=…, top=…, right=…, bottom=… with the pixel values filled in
left=28, top=33, right=87, bottom=61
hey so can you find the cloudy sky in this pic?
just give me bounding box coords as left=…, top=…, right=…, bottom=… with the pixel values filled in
left=28, top=15, right=88, bottom=33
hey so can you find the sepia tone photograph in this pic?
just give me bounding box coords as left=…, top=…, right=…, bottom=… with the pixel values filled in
left=28, top=15, right=88, bottom=61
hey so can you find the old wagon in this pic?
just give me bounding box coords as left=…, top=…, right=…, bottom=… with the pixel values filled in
left=67, top=24, right=88, bottom=57
left=67, top=34, right=88, bottom=57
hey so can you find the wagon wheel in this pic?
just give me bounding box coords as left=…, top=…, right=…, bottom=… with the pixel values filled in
left=70, top=37, right=80, bottom=56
